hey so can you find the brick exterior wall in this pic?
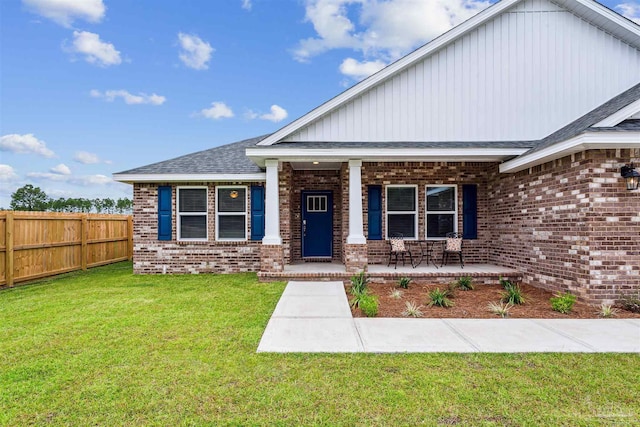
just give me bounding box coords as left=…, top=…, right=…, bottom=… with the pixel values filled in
left=487, top=149, right=640, bottom=304
left=132, top=153, right=640, bottom=304
left=132, top=182, right=263, bottom=274
left=352, top=161, right=492, bottom=265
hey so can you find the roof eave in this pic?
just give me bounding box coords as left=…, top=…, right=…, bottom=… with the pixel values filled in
left=499, top=131, right=640, bottom=173
left=112, top=173, right=267, bottom=184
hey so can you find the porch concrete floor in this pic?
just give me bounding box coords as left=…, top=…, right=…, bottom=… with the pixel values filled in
left=257, top=280, right=640, bottom=353
left=283, top=262, right=517, bottom=275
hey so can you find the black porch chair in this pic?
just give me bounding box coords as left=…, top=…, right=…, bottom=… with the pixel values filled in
left=387, top=234, right=412, bottom=269
left=441, top=232, right=464, bottom=268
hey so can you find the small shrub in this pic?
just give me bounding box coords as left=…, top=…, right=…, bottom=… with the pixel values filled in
left=359, top=295, right=379, bottom=317
left=350, top=270, right=369, bottom=296
left=501, top=284, right=526, bottom=305
left=402, top=301, right=424, bottom=317
left=550, top=292, right=577, bottom=314
left=456, top=276, right=474, bottom=291
left=597, top=303, right=619, bottom=318
left=428, top=288, right=454, bottom=308
left=499, top=276, right=514, bottom=289
left=488, top=301, right=513, bottom=318
left=621, top=294, right=640, bottom=313
left=398, top=277, right=412, bottom=289
left=389, top=289, right=403, bottom=299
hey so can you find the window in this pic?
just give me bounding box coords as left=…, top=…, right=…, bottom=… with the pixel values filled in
left=177, top=187, right=208, bottom=241
left=306, top=195, right=327, bottom=212
left=426, top=185, right=457, bottom=239
left=216, top=186, right=247, bottom=241
left=386, top=185, right=417, bottom=239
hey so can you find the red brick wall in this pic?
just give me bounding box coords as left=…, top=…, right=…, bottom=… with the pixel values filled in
left=352, top=161, right=493, bottom=265
left=132, top=182, right=263, bottom=274
left=487, top=149, right=640, bottom=303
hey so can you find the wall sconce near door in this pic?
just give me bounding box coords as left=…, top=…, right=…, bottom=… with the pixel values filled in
left=620, top=163, right=640, bottom=191
left=229, top=190, right=239, bottom=199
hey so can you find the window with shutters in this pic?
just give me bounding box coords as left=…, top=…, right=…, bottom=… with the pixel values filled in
left=385, top=185, right=417, bottom=239
left=425, top=185, right=457, bottom=239
left=177, top=187, right=208, bottom=241
left=216, top=186, right=247, bottom=241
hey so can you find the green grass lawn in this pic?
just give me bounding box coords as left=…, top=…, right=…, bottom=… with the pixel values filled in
left=1, top=262, right=638, bottom=426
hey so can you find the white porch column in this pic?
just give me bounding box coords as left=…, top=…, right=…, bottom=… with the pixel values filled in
left=347, top=159, right=366, bottom=244
left=262, top=159, right=282, bottom=245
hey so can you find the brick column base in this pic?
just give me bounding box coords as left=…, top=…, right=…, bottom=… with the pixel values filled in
left=344, top=243, right=368, bottom=273
left=260, top=244, right=285, bottom=272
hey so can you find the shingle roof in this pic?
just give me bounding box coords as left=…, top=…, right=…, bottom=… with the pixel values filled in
left=116, top=134, right=269, bottom=175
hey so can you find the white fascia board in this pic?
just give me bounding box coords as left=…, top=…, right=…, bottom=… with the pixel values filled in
left=255, top=0, right=520, bottom=147
left=499, top=132, right=640, bottom=173
left=574, top=0, right=640, bottom=38
left=112, top=173, right=266, bottom=184
left=592, top=98, right=640, bottom=127
left=246, top=147, right=529, bottom=166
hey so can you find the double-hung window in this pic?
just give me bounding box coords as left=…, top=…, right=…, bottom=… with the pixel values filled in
left=216, top=186, right=247, bottom=241
left=426, top=185, right=457, bottom=239
left=386, top=185, right=417, bottom=239
left=177, top=187, right=208, bottom=241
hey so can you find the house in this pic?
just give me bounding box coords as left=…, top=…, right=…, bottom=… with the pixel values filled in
left=114, top=0, right=640, bottom=304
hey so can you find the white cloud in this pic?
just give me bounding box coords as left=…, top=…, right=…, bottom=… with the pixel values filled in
left=339, top=57, right=386, bottom=80
left=73, top=151, right=102, bottom=164
left=50, top=163, right=71, bottom=175
left=259, top=105, right=288, bottom=123
left=293, top=0, right=491, bottom=62
left=91, top=89, right=166, bottom=105
left=616, top=2, right=640, bottom=24
left=244, top=109, right=259, bottom=120
left=241, top=0, right=252, bottom=11
left=0, top=133, right=55, bottom=158
left=27, top=171, right=114, bottom=186
left=68, top=31, right=121, bottom=67
left=23, top=0, right=105, bottom=27
left=199, top=102, right=234, bottom=120
left=177, top=33, right=214, bottom=70
left=0, top=165, right=19, bottom=182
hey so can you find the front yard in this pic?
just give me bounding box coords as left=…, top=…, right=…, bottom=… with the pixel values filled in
left=1, top=262, right=638, bottom=425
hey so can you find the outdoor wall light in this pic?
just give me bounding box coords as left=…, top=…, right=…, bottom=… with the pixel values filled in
left=620, top=163, right=640, bottom=191
left=229, top=190, right=239, bottom=199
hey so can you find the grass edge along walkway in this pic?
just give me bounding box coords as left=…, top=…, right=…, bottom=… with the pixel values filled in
left=1, top=262, right=639, bottom=426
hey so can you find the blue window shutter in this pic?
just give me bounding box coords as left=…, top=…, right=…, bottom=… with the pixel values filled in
left=368, top=185, right=382, bottom=240
left=158, top=186, right=172, bottom=241
left=462, top=184, right=477, bottom=239
left=250, top=186, right=265, bottom=240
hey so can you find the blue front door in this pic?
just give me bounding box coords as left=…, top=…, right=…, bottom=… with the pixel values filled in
left=302, top=191, right=333, bottom=258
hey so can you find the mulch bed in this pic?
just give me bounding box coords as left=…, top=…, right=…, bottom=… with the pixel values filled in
left=350, top=281, right=640, bottom=319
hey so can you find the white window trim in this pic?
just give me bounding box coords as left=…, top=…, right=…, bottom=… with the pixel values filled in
left=385, top=184, right=418, bottom=240
left=216, top=185, right=248, bottom=242
left=425, top=184, right=458, bottom=240
left=177, top=186, right=208, bottom=242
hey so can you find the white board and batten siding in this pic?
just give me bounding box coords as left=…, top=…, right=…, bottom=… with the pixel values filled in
left=283, top=0, right=640, bottom=144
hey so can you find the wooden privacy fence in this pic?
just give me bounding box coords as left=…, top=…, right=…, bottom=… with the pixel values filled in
left=0, top=211, right=133, bottom=287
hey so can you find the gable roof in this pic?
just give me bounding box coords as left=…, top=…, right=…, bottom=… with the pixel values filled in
left=257, top=0, right=640, bottom=147
left=113, top=135, right=269, bottom=183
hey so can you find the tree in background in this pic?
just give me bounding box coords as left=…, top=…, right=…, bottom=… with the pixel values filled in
left=8, top=185, right=133, bottom=213
left=9, top=184, right=50, bottom=211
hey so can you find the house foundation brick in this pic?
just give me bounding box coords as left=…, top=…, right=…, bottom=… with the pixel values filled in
left=260, top=244, right=285, bottom=272
left=344, top=244, right=368, bottom=273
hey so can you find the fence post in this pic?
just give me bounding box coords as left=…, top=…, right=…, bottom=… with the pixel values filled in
left=81, top=214, right=88, bottom=270
left=127, top=216, right=133, bottom=261
left=5, top=212, right=14, bottom=287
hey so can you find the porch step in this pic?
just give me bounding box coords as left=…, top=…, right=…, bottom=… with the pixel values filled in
left=258, top=264, right=522, bottom=285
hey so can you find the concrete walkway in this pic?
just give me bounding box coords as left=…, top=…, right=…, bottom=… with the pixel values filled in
left=257, top=281, right=640, bottom=353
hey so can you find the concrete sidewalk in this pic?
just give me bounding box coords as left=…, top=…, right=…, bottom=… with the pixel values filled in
left=257, top=281, right=640, bottom=353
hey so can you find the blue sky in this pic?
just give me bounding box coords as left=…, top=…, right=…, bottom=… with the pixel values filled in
left=1, top=0, right=637, bottom=208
